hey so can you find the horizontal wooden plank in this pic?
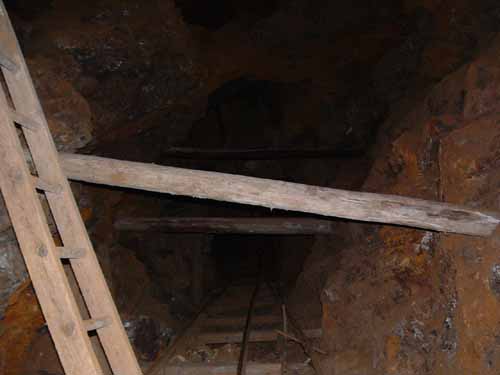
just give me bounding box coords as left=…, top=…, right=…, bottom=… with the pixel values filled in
left=9, top=108, right=41, bottom=130
left=198, top=328, right=322, bottom=344
left=56, top=246, right=86, bottom=259
left=84, top=317, right=112, bottom=331
left=160, top=362, right=314, bottom=375
left=114, top=216, right=335, bottom=235
left=32, top=176, right=62, bottom=194
left=60, top=153, right=500, bottom=236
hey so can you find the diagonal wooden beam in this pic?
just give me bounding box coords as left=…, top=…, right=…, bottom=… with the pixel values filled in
left=114, top=217, right=336, bottom=235
left=59, top=153, right=500, bottom=236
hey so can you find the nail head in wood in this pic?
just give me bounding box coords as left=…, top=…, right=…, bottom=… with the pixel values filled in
left=37, top=244, right=48, bottom=258
left=62, top=322, right=76, bottom=337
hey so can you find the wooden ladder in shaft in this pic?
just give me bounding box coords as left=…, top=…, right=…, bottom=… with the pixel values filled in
left=0, top=3, right=142, bottom=375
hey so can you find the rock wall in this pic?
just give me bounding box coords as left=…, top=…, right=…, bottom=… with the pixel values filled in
left=0, top=54, right=94, bottom=319
left=299, top=33, right=500, bottom=375
left=2, top=1, right=500, bottom=374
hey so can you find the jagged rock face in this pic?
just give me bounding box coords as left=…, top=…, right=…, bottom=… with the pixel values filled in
left=0, top=54, right=94, bottom=318
left=301, top=34, right=500, bottom=375
left=0, top=231, right=27, bottom=317
left=2, top=0, right=500, bottom=374
left=28, top=56, right=93, bottom=151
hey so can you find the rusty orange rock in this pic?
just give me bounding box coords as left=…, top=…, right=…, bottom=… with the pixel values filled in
left=0, top=281, right=45, bottom=375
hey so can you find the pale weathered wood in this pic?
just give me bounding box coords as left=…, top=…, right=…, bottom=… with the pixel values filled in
left=0, top=47, right=17, bottom=72
left=33, top=176, right=62, bottom=194
left=84, top=317, right=112, bottom=331
left=9, top=108, right=41, bottom=130
left=60, top=153, right=500, bottom=236
left=57, top=246, right=86, bottom=259
left=115, top=217, right=335, bottom=235
left=160, top=362, right=314, bottom=375
left=198, top=328, right=322, bottom=344
left=0, top=59, right=102, bottom=375
left=0, top=4, right=142, bottom=375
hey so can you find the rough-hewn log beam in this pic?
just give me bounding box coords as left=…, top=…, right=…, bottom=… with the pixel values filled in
left=60, top=153, right=500, bottom=236
left=191, top=247, right=202, bottom=306
left=114, top=217, right=336, bottom=235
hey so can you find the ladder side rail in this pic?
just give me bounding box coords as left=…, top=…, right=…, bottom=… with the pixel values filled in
left=0, top=89, right=102, bottom=375
left=0, top=3, right=142, bottom=374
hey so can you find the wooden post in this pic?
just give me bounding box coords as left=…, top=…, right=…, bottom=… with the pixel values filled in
left=238, top=269, right=262, bottom=375
left=114, top=217, right=336, bottom=235
left=280, top=304, right=288, bottom=375
left=191, top=247, right=203, bottom=306
left=60, top=153, right=500, bottom=236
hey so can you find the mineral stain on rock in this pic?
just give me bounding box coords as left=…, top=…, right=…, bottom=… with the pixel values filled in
left=2, top=1, right=500, bottom=374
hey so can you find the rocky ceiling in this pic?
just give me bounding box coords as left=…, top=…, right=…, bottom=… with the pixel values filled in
left=7, top=0, right=499, bottom=162
left=3, top=1, right=500, bottom=374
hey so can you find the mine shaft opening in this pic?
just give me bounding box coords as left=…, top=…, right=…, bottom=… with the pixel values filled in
left=102, top=72, right=371, bottom=364
left=4, top=1, right=500, bottom=375
left=119, top=75, right=373, bottom=300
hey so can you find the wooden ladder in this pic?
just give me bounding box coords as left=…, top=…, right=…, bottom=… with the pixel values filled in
left=0, top=3, right=142, bottom=375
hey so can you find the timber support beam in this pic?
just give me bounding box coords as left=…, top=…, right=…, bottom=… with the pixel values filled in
left=60, top=153, right=500, bottom=236
left=114, top=217, right=336, bottom=235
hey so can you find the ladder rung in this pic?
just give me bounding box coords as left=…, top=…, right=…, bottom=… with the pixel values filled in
left=9, top=109, right=41, bottom=131
left=33, top=176, right=62, bottom=194
left=0, top=3, right=143, bottom=374
left=84, top=317, right=111, bottom=331
left=57, top=246, right=86, bottom=259
left=0, top=50, right=18, bottom=72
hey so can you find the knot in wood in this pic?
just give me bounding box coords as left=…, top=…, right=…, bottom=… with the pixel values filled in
left=62, top=321, right=75, bottom=337
left=37, top=244, right=48, bottom=257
